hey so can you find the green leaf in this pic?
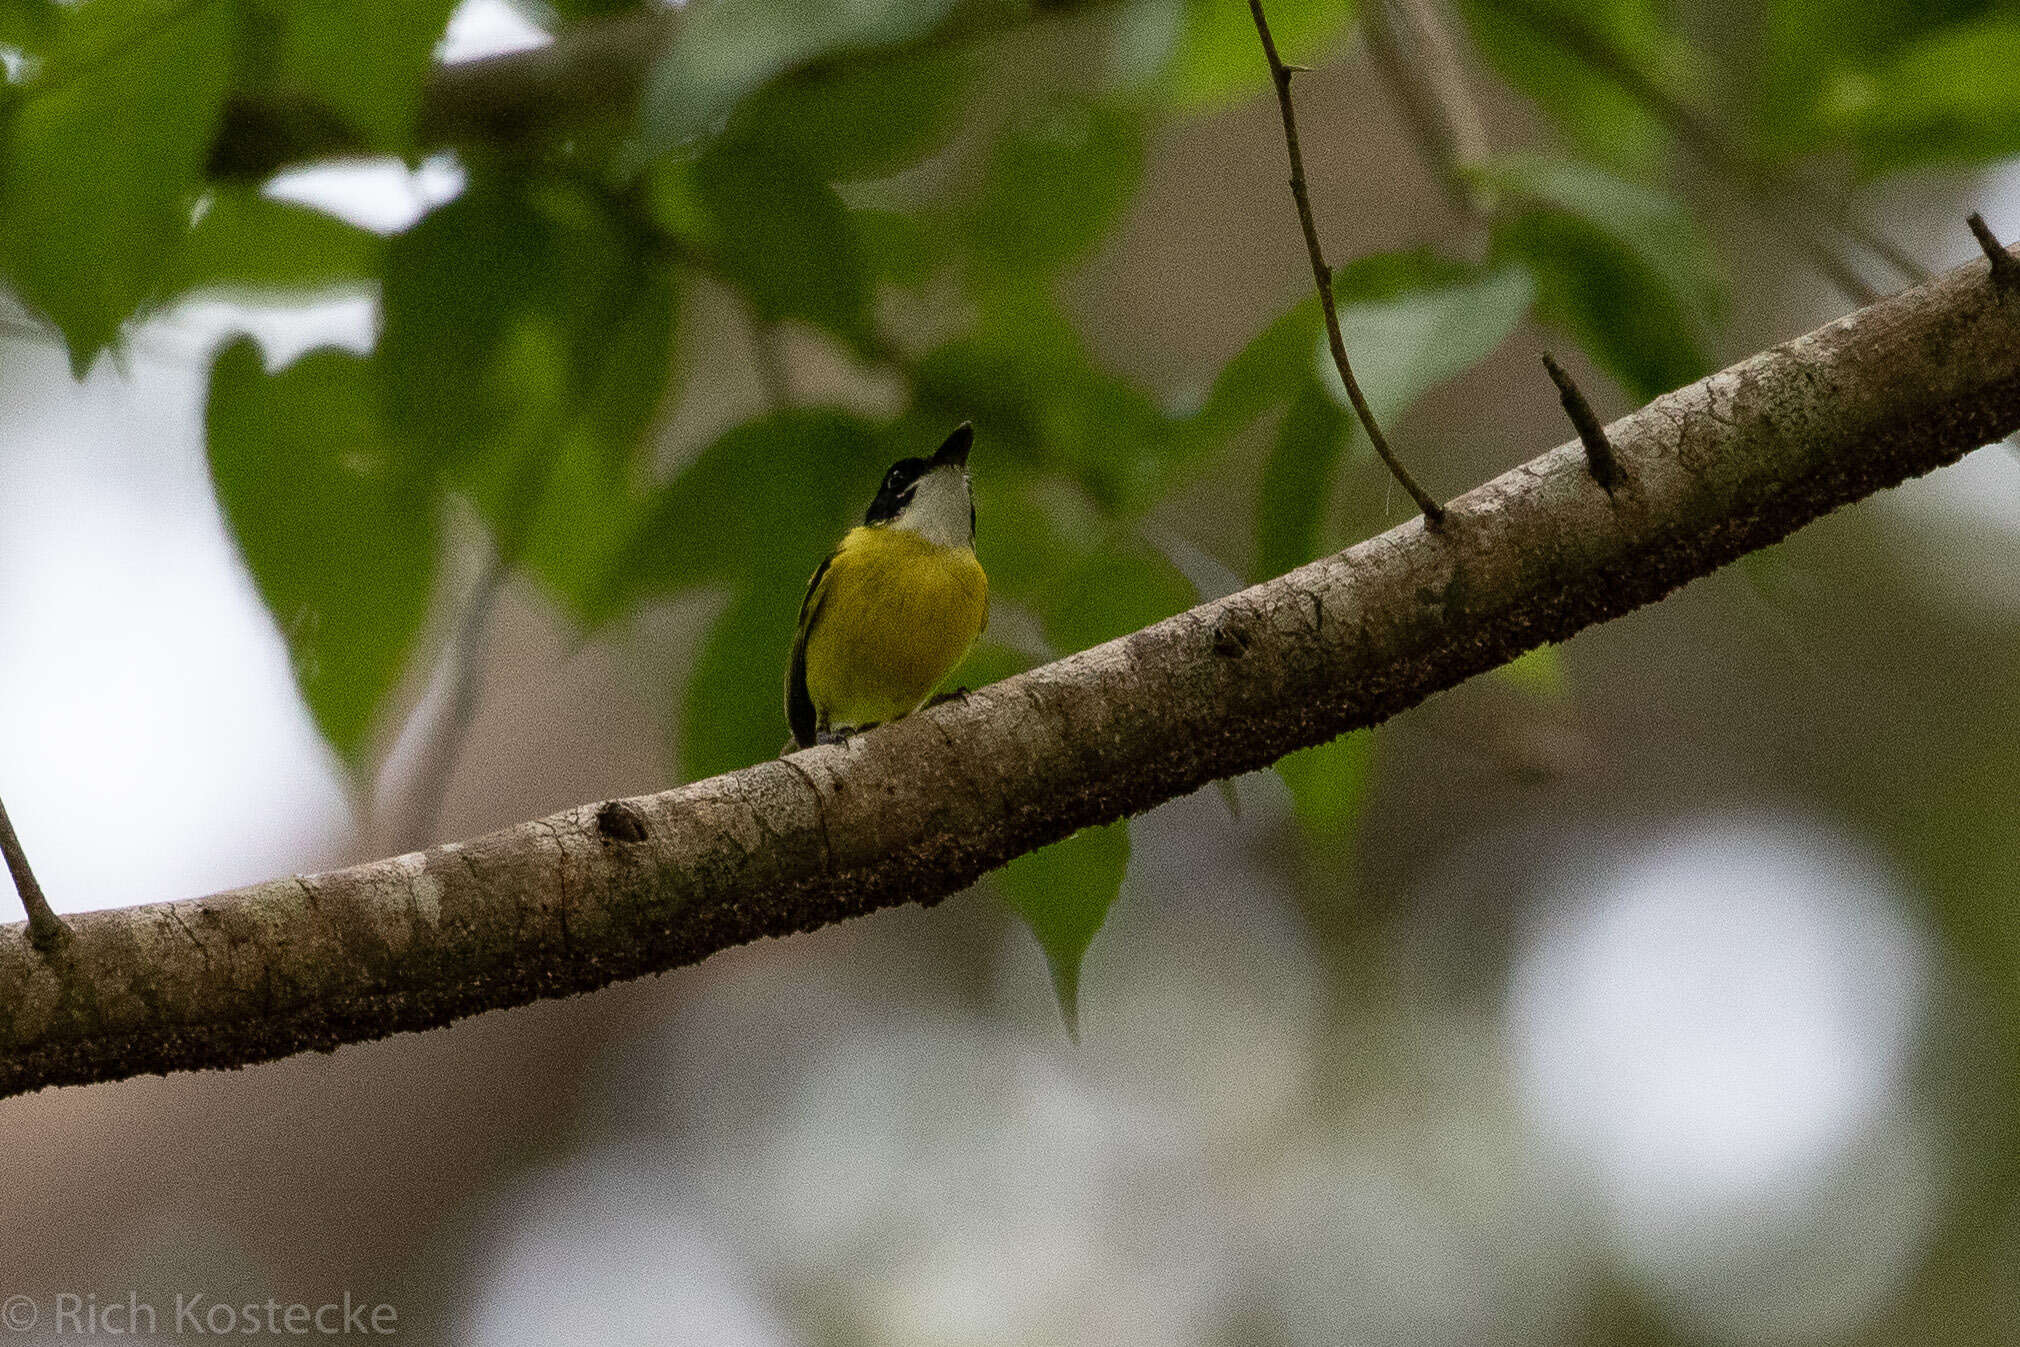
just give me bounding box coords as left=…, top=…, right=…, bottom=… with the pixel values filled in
left=540, top=0, right=633, bottom=17
left=206, top=341, right=440, bottom=765
left=1751, top=0, right=1984, bottom=162
left=466, top=278, right=680, bottom=623
left=466, top=416, right=654, bottom=628
left=913, top=293, right=1184, bottom=512
left=0, top=0, right=57, bottom=54
left=723, top=44, right=975, bottom=183
left=267, top=0, right=462, bottom=148
left=1828, top=19, right=2020, bottom=176
left=1475, top=154, right=1716, bottom=399
left=380, top=175, right=655, bottom=469
left=1455, top=0, right=1689, bottom=175
left=964, top=467, right=1095, bottom=600
left=1158, top=0, right=1352, bottom=111
left=1898, top=712, right=2020, bottom=1010
left=637, top=0, right=962, bottom=158
left=1316, top=263, right=1534, bottom=427
left=947, top=637, right=1035, bottom=696
left=855, top=207, right=948, bottom=287
left=573, top=265, right=685, bottom=466
left=1039, top=530, right=1198, bottom=655
left=966, top=98, right=1145, bottom=275
left=1330, top=247, right=1481, bottom=299
left=910, top=296, right=1090, bottom=456
left=681, top=580, right=803, bottom=780
left=162, top=190, right=382, bottom=301
left=0, top=0, right=238, bottom=370
left=1474, top=154, right=1720, bottom=321
left=692, top=133, right=870, bottom=340
left=1495, top=644, right=1571, bottom=701
left=1189, top=296, right=1322, bottom=446
left=378, top=179, right=562, bottom=464
left=452, top=264, right=681, bottom=623
left=506, top=431, right=651, bottom=625
left=599, top=410, right=888, bottom=619
left=1275, top=730, right=1374, bottom=845
left=1044, top=370, right=1184, bottom=514
left=1493, top=206, right=1710, bottom=402
left=1255, top=379, right=1348, bottom=579
left=995, top=822, right=1130, bottom=1036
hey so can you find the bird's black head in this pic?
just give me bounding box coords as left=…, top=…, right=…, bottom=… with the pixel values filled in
left=864, top=456, right=928, bottom=526
left=864, top=423, right=973, bottom=526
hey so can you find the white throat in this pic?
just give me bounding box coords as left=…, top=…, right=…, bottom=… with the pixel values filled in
left=893, top=465, right=973, bottom=549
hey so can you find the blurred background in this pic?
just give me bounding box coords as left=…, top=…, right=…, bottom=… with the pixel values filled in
left=6, top=0, right=2020, bottom=1342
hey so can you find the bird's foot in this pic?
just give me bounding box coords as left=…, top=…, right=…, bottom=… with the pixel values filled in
left=925, top=687, right=971, bottom=708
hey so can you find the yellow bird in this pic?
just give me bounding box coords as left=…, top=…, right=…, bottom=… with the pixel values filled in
left=786, top=423, right=988, bottom=748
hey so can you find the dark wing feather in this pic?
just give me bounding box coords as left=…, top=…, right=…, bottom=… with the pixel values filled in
left=784, top=550, right=836, bottom=748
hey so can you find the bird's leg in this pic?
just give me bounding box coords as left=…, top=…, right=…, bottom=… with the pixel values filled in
left=924, top=687, right=971, bottom=708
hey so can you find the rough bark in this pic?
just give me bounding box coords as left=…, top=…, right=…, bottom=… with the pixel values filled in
left=5, top=251, right=2020, bottom=1098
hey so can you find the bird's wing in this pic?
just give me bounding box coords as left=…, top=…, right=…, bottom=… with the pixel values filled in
left=784, top=549, right=837, bottom=749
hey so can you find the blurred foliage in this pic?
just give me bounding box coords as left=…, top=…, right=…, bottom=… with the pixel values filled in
left=994, top=820, right=1130, bottom=1036
left=2, top=0, right=2015, bottom=1013
left=0, top=0, right=237, bottom=370
left=1475, top=151, right=1718, bottom=399
left=206, top=340, right=440, bottom=763
left=1456, top=0, right=1695, bottom=174
left=1276, top=730, right=1374, bottom=845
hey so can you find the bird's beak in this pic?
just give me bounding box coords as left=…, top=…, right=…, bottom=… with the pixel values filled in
left=931, top=422, right=974, bottom=468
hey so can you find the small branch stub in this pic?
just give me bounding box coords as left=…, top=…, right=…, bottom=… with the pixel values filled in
left=1968, top=212, right=2020, bottom=287
left=1248, top=0, right=1447, bottom=528
left=0, top=793, right=69, bottom=952
left=1541, top=352, right=1623, bottom=491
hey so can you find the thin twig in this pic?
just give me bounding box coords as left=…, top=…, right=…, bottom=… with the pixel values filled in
left=378, top=552, right=510, bottom=853
left=0, top=793, right=69, bottom=951
left=1541, top=352, right=1621, bottom=490
left=1795, top=239, right=1882, bottom=306
left=1249, top=0, right=1447, bottom=527
left=1968, top=213, right=2020, bottom=287
left=1843, top=219, right=1932, bottom=287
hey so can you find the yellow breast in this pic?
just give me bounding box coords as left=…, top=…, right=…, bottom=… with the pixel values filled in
left=803, top=526, right=988, bottom=734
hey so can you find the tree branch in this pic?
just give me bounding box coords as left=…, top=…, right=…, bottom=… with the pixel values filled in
left=372, top=552, right=509, bottom=855
left=5, top=247, right=2020, bottom=1098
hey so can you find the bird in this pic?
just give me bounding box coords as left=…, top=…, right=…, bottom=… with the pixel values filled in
left=785, top=423, right=988, bottom=749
